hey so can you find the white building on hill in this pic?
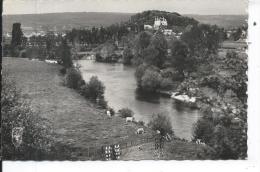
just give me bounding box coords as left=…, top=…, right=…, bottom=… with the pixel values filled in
left=154, top=17, right=168, bottom=30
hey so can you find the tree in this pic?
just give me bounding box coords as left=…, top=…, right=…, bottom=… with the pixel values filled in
left=122, top=47, right=134, bottom=65
left=135, top=64, right=149, bottom=87
left=141, top=68, right=162, bottom=92
left=65, top=68, right=84, bottom=89
left=232, top=27, right=242, bottom=41
left=149, top=31, right=168, bottom=68
left=85, top=76, right=105, bottom=100
left=11, top=23, right=23, bottom=47
left=148, top=113, right=173, bottom=136
left=169, top=40, right=196, bottom=75
left=118, top=108, right=134, bottom=118
left=59, top=39, right=73, bottom=68
left=132, top=31, right=153, bottom=65
left=181, top=24, right=222, bottom=61
left=193, top=118, right=214, bottom=144
left=137, top=31, right=152, bottom=50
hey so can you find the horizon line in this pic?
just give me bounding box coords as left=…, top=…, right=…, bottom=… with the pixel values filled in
left=3, top=11, right=248, bottom=16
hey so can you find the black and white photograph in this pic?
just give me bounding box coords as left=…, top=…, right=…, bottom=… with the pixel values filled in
left=1, top=0, right=259, bottom=167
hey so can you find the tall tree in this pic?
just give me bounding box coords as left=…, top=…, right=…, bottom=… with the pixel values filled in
left=11, top=23, right=23, bottom=47
left=149, top=31, right=168, bottom=68
left=60, top=39, right=73, bottom=68
left=181, top=24, right=222, bottom=61
left=169, top=40, right=195, bottom=75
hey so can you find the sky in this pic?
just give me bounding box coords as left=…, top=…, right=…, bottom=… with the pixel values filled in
left=3, top=0, right=248, bottom=15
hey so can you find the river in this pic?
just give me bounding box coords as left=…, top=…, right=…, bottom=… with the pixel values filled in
left=78, top=60, right=201, bottom=140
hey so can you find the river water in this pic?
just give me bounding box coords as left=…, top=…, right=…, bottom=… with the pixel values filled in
left=78, top=60, right=201, bottom=140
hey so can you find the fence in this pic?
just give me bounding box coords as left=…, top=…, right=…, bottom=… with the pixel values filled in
left=79, top=136, right=157, bottom=160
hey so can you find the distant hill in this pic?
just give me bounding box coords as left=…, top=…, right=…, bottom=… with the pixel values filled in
left=3, top=12, right=133, bottom=32
left=3, top=12, right=248, bottom=33
left=185, top=15, right=248, bottom=29
left=130, top=10, right=198, bottom=27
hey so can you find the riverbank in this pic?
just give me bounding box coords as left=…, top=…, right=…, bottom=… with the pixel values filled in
left=3, top=57, right=208, bottom=160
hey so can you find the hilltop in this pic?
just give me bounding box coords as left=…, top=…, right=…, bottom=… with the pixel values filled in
left=129, top=10, right=198, bottom=27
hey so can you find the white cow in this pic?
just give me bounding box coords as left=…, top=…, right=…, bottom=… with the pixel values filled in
left=106, top=110, right=111, bottom=117
left=45, top=60, right=58, bottom=64
left=196, top=139, right=201, bottom=144
left=136, top=128, right=144, bottom=134
left=126, top=117, right=134, bottom=122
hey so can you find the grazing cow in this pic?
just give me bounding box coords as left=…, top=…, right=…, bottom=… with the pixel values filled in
left=156, top=130, right=161, bottom=134
left=45, top=60, right=58, bottom=64
left=201, top=142, right=206, bottom=146
left=136, top=128, right=144, bottom=134
left=126, top=117, right=134, bottom=122
left=106, top=110, right=111, bottom=117
left=196, top=139, right=201, bottom=144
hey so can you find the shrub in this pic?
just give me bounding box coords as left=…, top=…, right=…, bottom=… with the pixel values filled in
left=138, top=120, right=145, bottom=126
left=192, top=118, right=215, bottom=144
left=108, top=107, right=115, bottom=116
left=1, top=75, right=53, bottom=160
left=118, top=108, right=134, bottom=118
left=95, top=53, right=103, bottom=62
left=60, top=67, right=67, bottom=75
left=148, top=113, right=173, bottom=136
left=85, top=76, right=105, bottom=100
left=65, top=68, right=84, bottom=89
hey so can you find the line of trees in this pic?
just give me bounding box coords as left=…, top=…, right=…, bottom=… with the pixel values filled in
left=66, top=24, right=130, bottom=46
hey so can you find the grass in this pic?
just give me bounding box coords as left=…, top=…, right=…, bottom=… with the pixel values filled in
left=2, top=57, right=154, bottom=160
left=121, top=139, right=209, bottom=160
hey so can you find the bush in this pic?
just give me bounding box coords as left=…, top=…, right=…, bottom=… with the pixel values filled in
left=60, top=67, right=67, bottom=75
left=138, top=120, right=145, bottom=126
left=85, top=76, right=105, bottom=100
left=65, top=68, right=84, bottom=89
left=108, top=107, right=115, bottom=116
left=1, top=75, right=53, bottom=160
left=118, top=108, right=134, bottom=118
left=192, top=118, right=215, bottom=144
left=148, top=113, right=173, bottom=136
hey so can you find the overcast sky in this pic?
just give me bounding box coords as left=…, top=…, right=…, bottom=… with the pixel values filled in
left=3, top=0, right=248, bottom=15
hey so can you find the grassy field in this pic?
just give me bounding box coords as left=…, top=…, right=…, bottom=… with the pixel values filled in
left=2, top=57, right=155, bottom=160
